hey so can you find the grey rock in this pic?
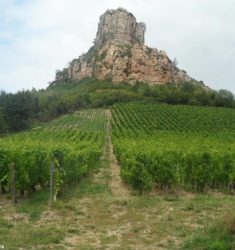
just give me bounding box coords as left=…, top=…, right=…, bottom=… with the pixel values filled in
left=94, top=8, right=146, bottom=49
left=55, top=8, right=203, bottom=87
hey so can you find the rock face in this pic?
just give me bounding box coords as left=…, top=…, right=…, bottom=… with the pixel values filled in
left=94, top=8, right=146, bottom=49
left=56, top=8, right=195, bottom=85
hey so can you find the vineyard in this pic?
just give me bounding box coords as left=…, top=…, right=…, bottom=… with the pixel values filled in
left=1, top=102, right=235, bottom=197
left=0, top=109, right=106, bottom=197
left=0, top=103, right=234, bottom=249
left=112, top=103, right=235, bottom=193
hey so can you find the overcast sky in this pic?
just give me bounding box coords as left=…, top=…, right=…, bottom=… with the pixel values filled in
left=0, top=0, right=234, bottom=93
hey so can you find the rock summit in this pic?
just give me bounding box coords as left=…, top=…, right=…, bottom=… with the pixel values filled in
left=56, top=8, right=196, bottom=85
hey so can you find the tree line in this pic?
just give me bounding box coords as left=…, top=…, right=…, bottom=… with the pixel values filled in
left=0, top=78, right=234, bottom=134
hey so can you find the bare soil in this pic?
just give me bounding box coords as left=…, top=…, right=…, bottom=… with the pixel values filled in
left=106, top=109, right=130, bottom=197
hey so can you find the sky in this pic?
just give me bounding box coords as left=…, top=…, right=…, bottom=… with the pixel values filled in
left=0, top=0, right=234, bottom=94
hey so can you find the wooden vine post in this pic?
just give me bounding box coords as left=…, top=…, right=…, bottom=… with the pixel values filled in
left=49, top=161, right=56, bottom=206
left=11, top=162, right=17, bottom=206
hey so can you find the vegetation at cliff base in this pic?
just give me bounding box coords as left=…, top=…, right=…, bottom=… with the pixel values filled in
left=0, top=78, right=234, bottom=250
left=0, top=77, right=234, bottom=134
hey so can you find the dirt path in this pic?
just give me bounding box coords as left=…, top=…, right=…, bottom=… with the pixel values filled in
left=105, top=109, right=130, bottom=197
left=1, top=108, right=233, bottom=250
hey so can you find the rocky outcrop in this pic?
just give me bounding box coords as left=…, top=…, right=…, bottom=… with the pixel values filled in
left=94, top=8, right=145, bottom=50
left=56, top=8, right=196, bottom=85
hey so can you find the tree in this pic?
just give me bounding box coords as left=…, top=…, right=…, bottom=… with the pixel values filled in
left=215, top=89, right=234, bottom=107
left=0, top=109, right=8, bottom=134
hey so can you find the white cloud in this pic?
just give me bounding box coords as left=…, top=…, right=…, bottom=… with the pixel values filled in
left=0, top=0, right=234, bottom=93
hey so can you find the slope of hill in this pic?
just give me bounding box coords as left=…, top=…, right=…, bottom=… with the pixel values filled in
left=0, top=77, right=234, bottom=135
left=0, top=109, right=106, bottom=194
left=0, top=105, right=234, bottom=249
left=112, top=103, right=235, bottom=193
left=0, top=6, right=234, bottom=250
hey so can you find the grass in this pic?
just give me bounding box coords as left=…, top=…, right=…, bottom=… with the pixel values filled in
left=0, top=217, right=13, bottom=229
left=182, top=213, right=235, bottom=250
left=61, top=178, right=111, bottom=200
left=0, top=224, right=65, bottom=250
left=0, top=182, right=234, bottom=249
left=16, top=190, right=49, bottom=220
left=0, top=113, right=234, bottom=249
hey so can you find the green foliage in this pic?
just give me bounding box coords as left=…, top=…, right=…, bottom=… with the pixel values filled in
left=112, top=103, right=235, bottom=193
left=0, top=109, right=8, bottom=134
left=0, top=90, right=38, bottom=132
left=0, top=109, right=106, bottom=194
left=182, top=213, right=235, bottom=250
left=120, top=154, right=153, bottom=194
left=0, top=78, right=234, bottom=134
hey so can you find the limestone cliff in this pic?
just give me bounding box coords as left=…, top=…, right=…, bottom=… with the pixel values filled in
left=94, top=8, right=145, bottom=49
left=56, top=8, right=195, bottom=85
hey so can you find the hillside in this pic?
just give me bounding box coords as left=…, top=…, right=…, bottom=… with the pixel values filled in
left=0, top=105, right=234, bottom=249
left=0, top=5, right=235, bottom=250
left=56, top=8, right=197, bottom=85
left=1, top=5, right=235, bottom=135
left=0, top=77, right=234, bottom=135
left=0, top=8, right=234, bottom=137
left=112, top=103, right=235, bottom=193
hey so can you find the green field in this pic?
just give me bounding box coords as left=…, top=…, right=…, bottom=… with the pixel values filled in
left=0, top=104, right=234, bottom=249
left=0, top=109, right=106, bottom=195
left=112, top=103, right=235, bottom=193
